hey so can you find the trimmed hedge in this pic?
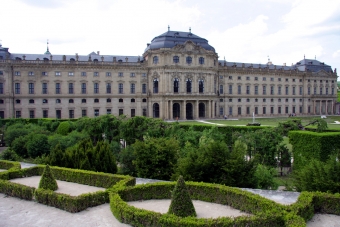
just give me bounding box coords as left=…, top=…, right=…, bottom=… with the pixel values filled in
left=0, top=179, right=35, bottom=200
left=0, top=160, right=21, bottom=171
left=288, top=131, right=340, bottom=170
left=110, top=182, right=304, bottom=227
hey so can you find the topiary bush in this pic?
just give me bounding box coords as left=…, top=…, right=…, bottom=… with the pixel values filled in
left=168, top=176, right=196, bottom=217
left=38, top=164, right=58, bottom=191
left=56, top=121, right=71, bottom=135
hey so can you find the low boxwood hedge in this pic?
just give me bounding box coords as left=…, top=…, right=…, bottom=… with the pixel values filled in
left=0, top=160, right=21, bottom=171
left=0, top=179, right=35, bottom=200
left=110, top=182, right=305, bottom=227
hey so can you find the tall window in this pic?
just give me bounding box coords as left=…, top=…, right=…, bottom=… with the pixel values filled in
left=94, top=109, right=99, bottom=116
left=228, top=85, right=232, bottom=94
left=199, top=57, right=204, bottom=65
left=299, top=86, right=303, bottom=95
left=82, top=109, right=87, bottom=117
left=174, top=78, right=179, bottom=93
left=69, top=110, right=74, bottom=119
left=42, top=83, right=48, bottom=94
left=219, top=85, right=224, bottom=94
left=314, top=87, right=317, bottom=94
left=15, top=111, right=21, bottom=118
left=293, top=87, right=296, bottom=95
left=56, top=110, right=61, bottom=119
left=81, top=83, right=86, bottom=94
left=308, top=87, right=311, bottom=95
left=263, top=86, right=266, bottom=95
left=0, top=83, right=3, bottom=94
left=186, top=56, right=192, bottom=64
left=320, top=87, right=323, bottom=95
left=153, top=56, right=158, bottom=64
left=285, top=87, right=289, bottom=95
left=131, top=109, right=136, bottom=117
left=278, top=86, right=282, bottom=95
left=43, top=110, right=48, bottom=118
left=246, top=86, right=250, bottom=95
left=270, top=86, right=274, bottom=95
left=142, top=84, right=147, bottom=94
left=68, top=83, right=74, bottom=94
left=254, top=86, right=258, bottom=95
left=186, top=79, right=192, bottom=93
left=15, top=83, right=20, bottom=94
left=106, top=83, right=111, bottom=94
left=263, top=107, right=266, bottom=115
left=130, top=83, right=135, bottom=94
left=29, top=110, right=35, bottom=118
left=198, top=79, right=204, bottom=93
left=255, top=107, right=258, bottom=114
left=173, top=56, right=179, bottom=63
left=153, top=78, right=159, bottom=93
left=238, top=85, right=241, bottom=94
left=94, top=83, right=99, bottom=94
left=29, top=83, right=34, bottom=94
left=119, top=83, right=123, bottom=94
left=55, top=83, right=60, bottom=94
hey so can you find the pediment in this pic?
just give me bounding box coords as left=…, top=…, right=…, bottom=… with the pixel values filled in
left=172, top=41, right=207, bottom=54
left=315, top=69, right=329, bottom=77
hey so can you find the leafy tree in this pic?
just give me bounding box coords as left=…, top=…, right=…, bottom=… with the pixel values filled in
left=11, top=135, right=29, bottom=157
left=132, top=137, right=179, bottom=180
left=56, top=121, right=72, bottom=135
left=48, top=130, right=89, bottom=152
left=253, top=164, right=278, bottom=189
left=168, top=176, right=196, bottom=217
left=27, top=134, right=50, bottom=158
left=48, top=143, right=64, bottom=167
left=0, top=148, right=20, bottom=161
left=119, top=145, right=137, bottom=176
left=5, top=123, right=30, bottom=146
left=38, top=165, right=58, bottom=190
left=94, top=140, right=117, bottom=174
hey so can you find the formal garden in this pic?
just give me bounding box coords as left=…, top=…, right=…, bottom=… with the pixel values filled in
left=1, top=115, right=340, bottom=226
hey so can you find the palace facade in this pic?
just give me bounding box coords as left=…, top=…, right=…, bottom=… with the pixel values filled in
left=0, top=30, right=337, bottom=119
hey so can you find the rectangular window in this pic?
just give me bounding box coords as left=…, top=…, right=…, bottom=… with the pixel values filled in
left=118, top=72, right=123, bottom=77
left=270, top=78, right=274, bottom=81
left=29, top=110, right=35, bottom=119
left=28, top=71, right=34, bottom=76
left=94, top=72, right=99, bottom=77
left=299, top=86, right=302, bottom=95
left=285, top=106, right=289, bottom=114
left=246, top=77, right=250, bottom=80
left=119, top=83, right=123, bottom=94
left=43, top=110, right=48, bottom=118
left=246, top=107, right=250, bottom=114
left=55, top=71, right=61, bottom=76
left=69, top=83, right=74, bottom=94
left=131, top=109, right=136, bottom=117
left=106, top=83, right=111, bottom=94
left=271, top=106, right=274, bottom=114
left=42, top=83, right=48, bottom=94
left=308, top=87, right=311, bottom=95
left=142, top=108, right=147, bottom=116
left=142, top=84, right=147, bottom=94
left=56, top=110, right=61, bottom=119
left=81, top=72, right=86, bottom=76
left=82, top=83, right=86, bottom=94
left=293, top=87, right=296, bottom=95
left=299, top=106, right=302, bottom=113
left=119, top=109, right=123, bottom=115
left=255, top=86, right=258, bottom=95
left=69, top=110, right=74, bottom=119
left=15, top=71, right=21, bottom=76
left=278, top=78, right=281, bottom=81
left=107, top=109, right=112, bottom=114
left=68, top=72, right=74, bottom=76
left=82, top=109, right=87, bottom=117
left=326, top=88, right=328, bottom=95
left=263, top=86, right=266, bottom=95
left=94, top=109, right=99, bottom=117
left=55, top=83, right=61, bottom=94
left=219, top=107, right=223, bottom=115
left=263, top=107, right=266, bottom=115
left=270, top=86, right=274, bottom=95
left=238, top=107, right=241, bottom=115
left=29, top=83, right=34, bottom=94
left=278, top=106, right=281, bottom=114
left=219, top=85, right=224, bottom=94
left=246, top=86, right=250, bottom=95
left=293, top=106, right=296, bottom=114
left=229, top=85, right=232, bottom=94
left=42, top=72, right=48, bottom=76
left=255, top=107, right=258, bottom=114
left=238, top=85, right=241, bottom=94
left=238, top=76, right=241, bottom=80
left=130, top=84, right=135, bottom=94
left=320, top=87, right=322, bottom=95
left=314, top=87, right=317, bottom=95
left=229, top=76, right=232, bottom=79
left=308, top=106, right=311, bottom=113
left=278, top=87, right=281, bottom=95
left=229, top=107, right=232, bottom=115
left=142, top=73, right=146, bottom=77
left=15, top=111, right=21, bottom=118
left=285, top=87, right=289, bottom=95
left=94, top=83, right=99, bottom=94
left=0, top=83, right=3, bottom=94
left=255, top=77, right=258, bottom=81
left=263, top=77, right=266, bottom=81
left=332, top=88, right=334, bottom=95
left=106, top=72, right=111, bottom=77
left=130, top=73, right=135, bottom=77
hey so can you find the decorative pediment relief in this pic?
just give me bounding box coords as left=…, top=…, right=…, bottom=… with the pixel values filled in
left=152, top=71, right=159, bottom=79
left=172, top=40, right=207, bottom=54
left=316, top=70, right=329, bottom=77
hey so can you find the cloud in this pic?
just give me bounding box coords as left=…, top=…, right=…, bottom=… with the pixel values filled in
left=333, top=50, right=340, bottom=58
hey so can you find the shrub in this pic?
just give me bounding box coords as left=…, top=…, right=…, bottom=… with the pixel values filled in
left=253, top=164, right=278, bottom=190
left=4, top=124, right=30, bottom=146
left=0, top=149, right=20, bottom=161
left=56, top=121, right=71, bottom=135
left=11, top=135, right=29, bottom=157
left=27, top=134, right=50, bottom=158
left=39, top=165, right=58, bottom=191
left=168, top=176, right=196, bottom=217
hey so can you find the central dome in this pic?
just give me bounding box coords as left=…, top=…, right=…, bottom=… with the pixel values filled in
left=144, top=30, right=215, bottom=52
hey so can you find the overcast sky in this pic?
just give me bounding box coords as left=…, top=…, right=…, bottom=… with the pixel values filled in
left=2, top=0, right=340, bottom=72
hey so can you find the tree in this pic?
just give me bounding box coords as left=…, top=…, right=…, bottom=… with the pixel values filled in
left=39, top=165, right=58, bottom=191
left=119, top=145, right=137, bottom=176
left=27, top=134, right=50, bottom=158
left=132, top=137, right=179, bottom=180
left=253, top=164, right=278, bottom=190
left=168, top=176, right=196, bottom=217
left=48, top=143, right=64, bottom=167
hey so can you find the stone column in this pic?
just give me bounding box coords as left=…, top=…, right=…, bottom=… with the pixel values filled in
left=326, top=100, right=328, bottom=115
left=212, top=100, right=215, bottom=118
left=196, top=100, right=199, bottom=119
left=314, top=100, right=316, bottom=114
left=319, top=100, right=322, bottom=115
left=182, top=100, right=186, bottom=120
left=170, top=100, right=173, bottom=120
left=332, top=100, right=334, bottom=114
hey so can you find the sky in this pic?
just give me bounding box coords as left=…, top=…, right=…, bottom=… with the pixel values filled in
left=1, top=0, right=340, bottom=73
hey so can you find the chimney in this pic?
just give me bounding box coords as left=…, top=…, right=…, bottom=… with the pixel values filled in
left=97, top=51, right=100, bottom=55
left=283, top=63, right=286, bottom=66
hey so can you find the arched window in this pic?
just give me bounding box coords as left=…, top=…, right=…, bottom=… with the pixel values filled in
left=70, top=58, right=75, bottom=62
left=94, top=98, right=99, bottom=103
left=173, top=56, right=179, bottom=63
left=43, top=58, right=49, bottom=62
left=199, top=57, right=204, bottom=65
left=199, top=79, right=204, bottom=93
left=29, top=99, right=34, bottom=104
left=186, top=79, right=192, bottom=93
left=153, top=78, right=159, bottom=93
left=56, top=99, right=61, bottom=103
left=174, top=78, right=179, bottom=93
left=186, top=56, right=192, bottom=64
left=42, top=99, right=48, bottom=104
left=118, top=59, right=123, bottom=63
left=69, top=99, right=74, bottom=103
left=153, top=56, right=158, bottom=64
left=93, top=59, right=98, bottom=63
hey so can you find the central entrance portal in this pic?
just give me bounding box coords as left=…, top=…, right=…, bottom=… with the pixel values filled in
left=173, top=103, right=180, bottom=119
left=186, top=103, right=193, bottom=120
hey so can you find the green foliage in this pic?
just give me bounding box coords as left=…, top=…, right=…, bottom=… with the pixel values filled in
left=0, top=160, right=21, bottom=170
left=38, top=165, right=58, bottom=190
left=11, top=135, right=29, bottom=157
left=253, top=164, right=278, bottom=190
left=277, top=119, right=302, bottom=136
left=168, top=176, right=196, bottom=217
left=0, top=149, right=20, bottom=161
left=0, top=179, right=35, bottom=200
left=118, top=145, right=137, bottom=176
left=26, top=134, right=49, bottom=158
left=294, top=155, right=340, bottom=193
left=56, top=121, right=72, bottom=135
left=132, top=137, right=179, bottom=180
left=288, top=131, right=340, bottom=170
left=4, top=123, right=31, bottom=146
left=48, top=130, right=89, bottom=152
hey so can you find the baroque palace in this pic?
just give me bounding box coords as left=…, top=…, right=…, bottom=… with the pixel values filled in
left=0, top=29, right=338, bottom=119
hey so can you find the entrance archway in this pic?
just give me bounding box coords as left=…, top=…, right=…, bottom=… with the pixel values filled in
left=173, top=103, right=180, bottom=119
left=199, top=103, right=205, bottom=118
left=186, top=103, right=193, bottom=120
left=153, top=103, right=159, bottom=118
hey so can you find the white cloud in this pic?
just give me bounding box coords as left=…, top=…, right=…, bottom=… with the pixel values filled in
left=333, top=50, right=340, bottom=58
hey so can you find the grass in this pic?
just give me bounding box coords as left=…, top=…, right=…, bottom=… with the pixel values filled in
left=275, top=176, right=295, bottom=191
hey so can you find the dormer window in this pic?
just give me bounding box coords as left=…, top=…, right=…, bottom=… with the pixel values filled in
left=70, top=58, right=75, bottom=62
left=186, top=56, right=192, bottom=64
left=93, top=59, right=98, bottom=62
left=173, top=56, right=179, bottom=63
left=199, top=57, right=204, bottom=65
left=153, top=56, right=159, bottom=64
